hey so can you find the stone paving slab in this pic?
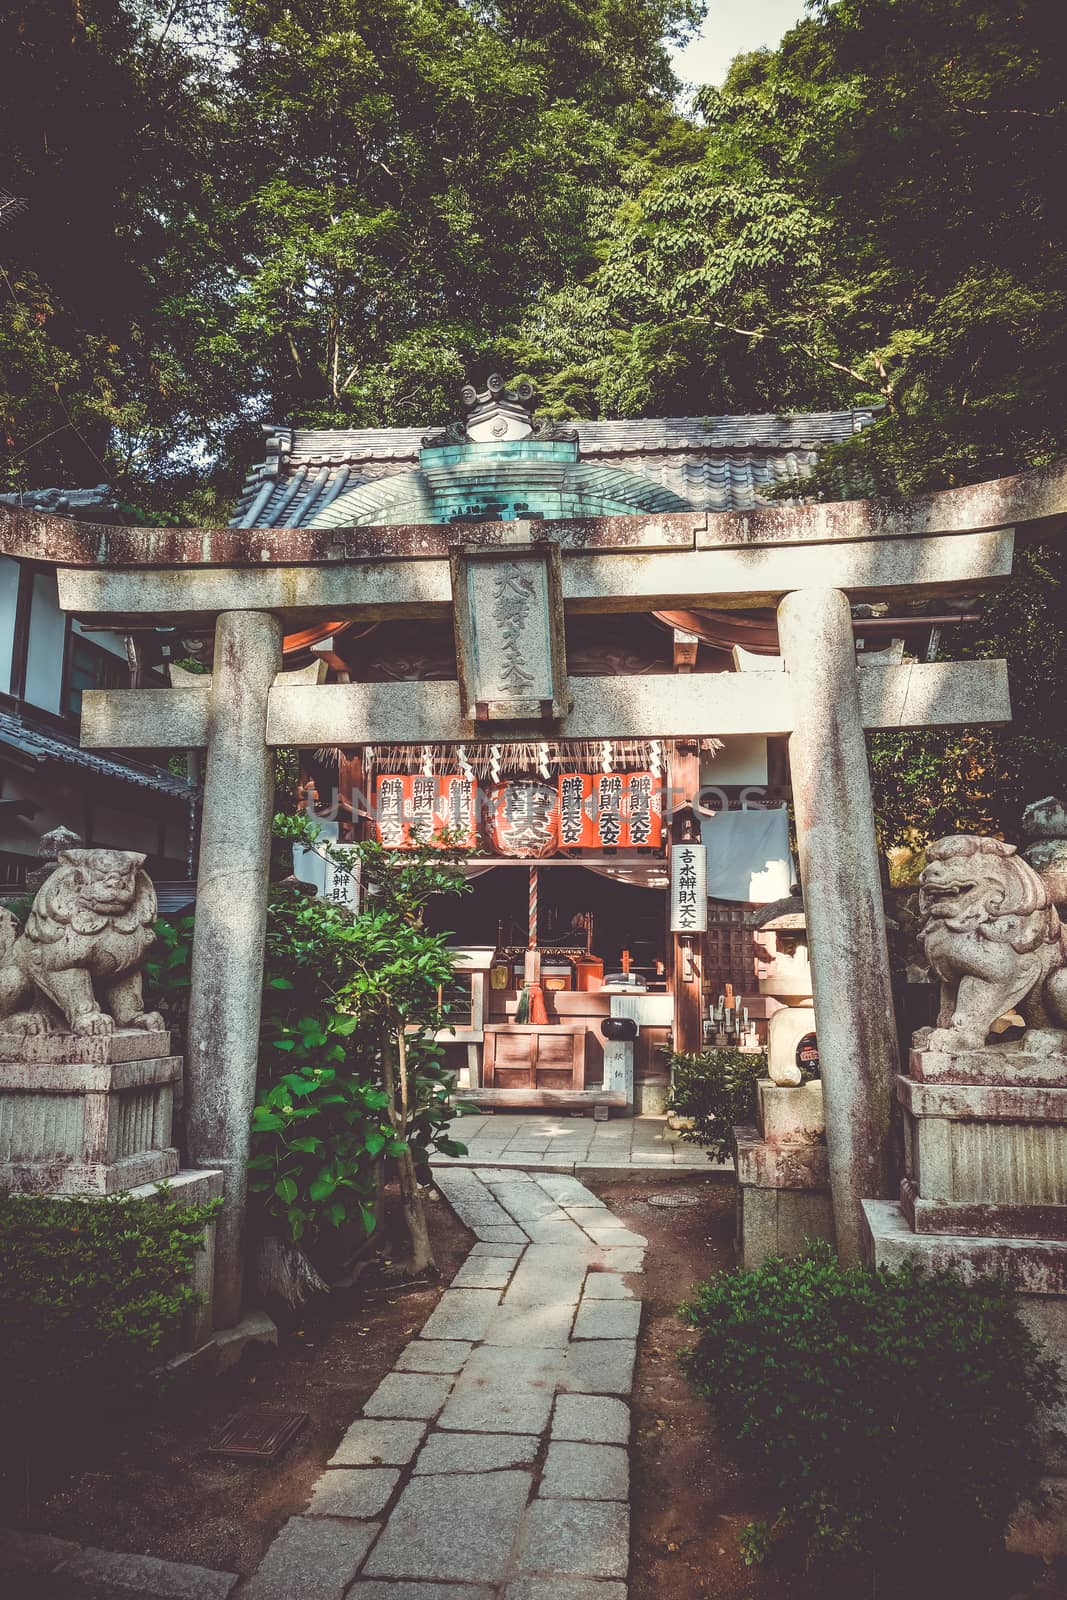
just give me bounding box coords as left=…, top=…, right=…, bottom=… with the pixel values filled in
left=559, top=1341, right=637, bottom=1395
left=349, top=1585, right=494, bottom=1600
left=328, top=1418, right=427, bottom=1467
left=578, top=1223, right=647, bottom=1249
left=523, top=1219, right=591, bottom=1246
left=306, top=1467, right=399, bottom=1519
left=505, top=1582, right=627, bottom=1600
left=362, top=1372, right=454, bottom=1420
left=243, top=1517, right=379, bottom=1600
left=438, top=1346, right=563, bottom=1435
left=451, top=1257, right=518, bottom=1289
left=0, top=1530, right=81, bottom=1580
left=484, top=1301, right=575, bottom=1347
left=433, top=1112, right=718, bottom=1173
left=419, top=1289, right=501, bottom=1342
left=413, top=1432, right=540, bottom=1475
left=551, top=1395, right=631, bottom=1446
left=517, top=1501, right=629, bottom=1579
left=540, top=1443, right=629, bottom=1501
left=246, top=1162, right=647, bottom=1599
left=0, top=1533, right=239, bottom=1599
left=580, top=1273, right=634, bottom=1300
left=363, top=1471, right=532, bottom=1584
left=594, top=1248, right=644, bottom=1274
left=396, top=1340, right=474, bottom=1373
left=572, top=1301, right=642, bottom=1341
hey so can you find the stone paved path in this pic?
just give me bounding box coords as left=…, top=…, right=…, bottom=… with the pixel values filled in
left=433, top=1111, right=714, bottom=1173
left=242, top=1167, right=647, bottom=1599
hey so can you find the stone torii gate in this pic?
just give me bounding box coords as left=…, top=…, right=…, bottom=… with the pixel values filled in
left=4, top=458, right=1062, bottom=1325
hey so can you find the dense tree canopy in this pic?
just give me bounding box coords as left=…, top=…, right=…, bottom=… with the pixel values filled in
left=0, top=0, right=698, bottom=503
left=1, top=0, right=1065, bottom=839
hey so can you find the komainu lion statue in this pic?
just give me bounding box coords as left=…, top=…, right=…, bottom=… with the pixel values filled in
left=0, top=849, right=163, bottom=1037
left=917, top=835, right=1067, bottom=1054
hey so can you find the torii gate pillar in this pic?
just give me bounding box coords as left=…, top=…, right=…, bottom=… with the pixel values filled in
left=778, top=588, right=898, bottom=1261
left=186, top=610, right=282, bottom=1326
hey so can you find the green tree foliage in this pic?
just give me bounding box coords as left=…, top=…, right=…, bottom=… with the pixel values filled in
left=545, top=0, right=1067, bottom=841
left=0, top=0, right=701, bottom=505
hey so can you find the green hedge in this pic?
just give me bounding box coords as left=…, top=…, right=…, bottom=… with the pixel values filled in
left=0, top=1187, right=220, bottom=1415
left=682, top=1245, right=1062, bottom=1585
left=665, top=1047, right=769, bottom=1162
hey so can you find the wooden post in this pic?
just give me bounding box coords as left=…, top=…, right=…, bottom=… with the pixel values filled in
left=777, top=588, right=898, bottom=1263
left=670, top=741, right=704, bottom=1054
left=185, top=610, right=282, bottom=1327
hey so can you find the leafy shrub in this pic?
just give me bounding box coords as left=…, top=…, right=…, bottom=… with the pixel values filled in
left=148, top=829, right=471, bottom=1257
left=666, top=1047, right=769, bottom=1161
left=0, top=1187, right=220, bottom=1415
left=681, top=1245, right=1062, bottom=1588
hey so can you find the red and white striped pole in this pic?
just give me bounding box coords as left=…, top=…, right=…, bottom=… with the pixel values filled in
left=524, top=864, right=546, bottom=1021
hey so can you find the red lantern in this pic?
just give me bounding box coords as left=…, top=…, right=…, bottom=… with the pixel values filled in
left=488, top=781, right=558, bottom=857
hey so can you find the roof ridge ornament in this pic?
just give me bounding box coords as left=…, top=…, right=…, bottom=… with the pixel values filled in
left=422, top=374, right=579, bottom=448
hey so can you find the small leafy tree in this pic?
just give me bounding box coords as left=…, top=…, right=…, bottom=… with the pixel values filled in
left=147, top=819, right=470, bottom=1292
left=265, top=816, right=471, bottom=1274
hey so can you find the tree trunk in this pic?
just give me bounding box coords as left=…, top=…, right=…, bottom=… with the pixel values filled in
left=383, top=1032, right=437, bottom=1277
left=255, top=1235, right=330, bottom=1309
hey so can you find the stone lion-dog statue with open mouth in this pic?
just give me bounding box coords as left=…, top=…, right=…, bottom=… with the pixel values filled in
left=917, top=834, right=1067, bottom=1055
left=0, top=848, right=163, bottom=1038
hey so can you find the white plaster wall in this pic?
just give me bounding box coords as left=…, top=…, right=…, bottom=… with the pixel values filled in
left=24, top=571, right=67, bottom=714
left=0, top=557, right=18, bottom=694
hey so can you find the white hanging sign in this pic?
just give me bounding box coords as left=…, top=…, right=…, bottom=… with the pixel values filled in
left=293, top=821, right=359, bottom=909
left=670, top=842, right=708, bottom=933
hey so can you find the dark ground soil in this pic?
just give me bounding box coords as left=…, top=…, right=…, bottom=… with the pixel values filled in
left=5, top=1189, right=472, bottom=1577
left=6, top=1169, right=1067, bottom=1600
left=590, top=1171, right=1067, bottom=1600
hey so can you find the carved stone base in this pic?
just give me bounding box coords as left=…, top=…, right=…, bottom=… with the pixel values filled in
left=734, top=1078, right=834, bottom=1269
left=0, top=1030, right=181, bottom=1196
left=910, top=1043, right=1067, bottom=1089
left=899, top=1069, right=1067, bottom=1239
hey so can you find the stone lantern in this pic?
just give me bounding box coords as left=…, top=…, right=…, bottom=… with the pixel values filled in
left=753, top=900, right=817, bottom=1088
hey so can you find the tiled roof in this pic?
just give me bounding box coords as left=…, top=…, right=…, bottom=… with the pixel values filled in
left=230, top=410, right=877, bottom=527
left=0, top=707, right=198, bottom=801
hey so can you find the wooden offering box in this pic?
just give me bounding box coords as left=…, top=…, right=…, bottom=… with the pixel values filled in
left=483, top=1023, right=586, bottom=1091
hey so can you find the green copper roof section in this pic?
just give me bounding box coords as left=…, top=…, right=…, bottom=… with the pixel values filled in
left=306, top=438, right=692, bottom=528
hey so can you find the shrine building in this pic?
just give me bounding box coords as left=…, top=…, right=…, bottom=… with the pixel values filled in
left=1, top=373, right=1032, bottom=1310
left=228, top=389, right=892, bottom=1115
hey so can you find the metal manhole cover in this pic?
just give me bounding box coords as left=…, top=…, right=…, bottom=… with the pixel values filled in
left=644, top=1190, right=704, bottom=1209
left=207, top=1407, right=308, bottom=1463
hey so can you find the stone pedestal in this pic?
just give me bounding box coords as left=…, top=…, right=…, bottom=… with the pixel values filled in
left=735, top=1078, right=834, bottom=1269
left=126, top=1167, right=225, bottom=1349
left=0, top=1029, right=180, bottom=1194
left=899, top=1050, right=1067, bottom=1238
left=864, top=1039, right=1067, bottom=1556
